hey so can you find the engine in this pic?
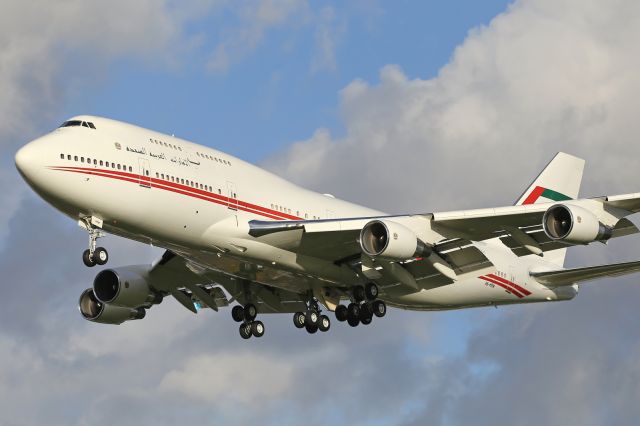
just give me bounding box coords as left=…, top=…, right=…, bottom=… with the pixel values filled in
left=78, top=288, right=145, bottom=325
left=93, top=267, right=163, bottom=308
left=542, top=204, right=613, bottom=244
left=360, top=220, right=431, bottom=260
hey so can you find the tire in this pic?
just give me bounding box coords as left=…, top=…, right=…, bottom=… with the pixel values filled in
left=94, top=247, right=108, bottom=265
left=251, top=321, right=265, bottom=338
left=335, top=305, right=348, bottom=322
left=231, top=305, right=245, bottom=322
left=318, top=315, right=331, bottom=332
left=305, top=323, right=318, bottom=334
left=353, top=285, right=366, bottom=302
left=244, top=303, right=257, bottom=321
left=347, top=316, right=359, bottom=327
left=359, top=302, right=373, bottom=319
left=82, top=249, right=96, bottom=267
left=293, top=312, right=306, bottom=328
left=361, top=315, right=372, bottom=325
left=372, top=300, right=387, bottom=318
left=305, top=310, right=319, bottom=326
left=239, top=323, right=252, bottom=339
left=365, top=283, right=378, bottom=300
left=347, top=303, right=360, bottom=321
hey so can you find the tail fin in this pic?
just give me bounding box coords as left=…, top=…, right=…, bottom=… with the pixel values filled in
left=515, top=152, right=585, bottom=266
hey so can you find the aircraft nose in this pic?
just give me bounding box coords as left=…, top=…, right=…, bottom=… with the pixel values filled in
left=15, top=141, right=39, bottom=182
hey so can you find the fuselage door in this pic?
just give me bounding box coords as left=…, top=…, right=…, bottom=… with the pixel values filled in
left=138, top=158, right=151, bottom=188
left=227, top=181, right=238, bottom=210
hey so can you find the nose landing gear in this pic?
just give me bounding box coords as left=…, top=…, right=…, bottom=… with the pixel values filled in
left=81, top=218, right=109, bottom=267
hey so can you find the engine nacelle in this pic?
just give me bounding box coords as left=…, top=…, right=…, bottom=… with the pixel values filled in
left=93, top=267, right=162, bottom=308
left=360, top=220, right=431, bottom=260
left=78, top=288, right=145, bottom=325
left=542, top=204, right=613, bottom=244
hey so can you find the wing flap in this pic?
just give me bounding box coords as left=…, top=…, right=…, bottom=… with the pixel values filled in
left=530, top=260, right=640, bottom=286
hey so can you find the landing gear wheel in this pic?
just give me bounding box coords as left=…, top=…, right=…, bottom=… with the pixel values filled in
left=360, top=302, right=373, bottom=319
left=353, top=285, right=366, bottom=302
left=231, top=305, right=245, bottom=322
left=361, top=315, right=372, bottom=325
left=372, top=300, right=387, bottom=318
left=335, top=305, right=348, bottom=322
left=305, top=323, right=318, bottom=334
left=365, top=283, right=379, bottom=300
left=318, top=315, right=331, bottom=332
left=239, top=323, right=252, bottom=339
left=305, top=310, right=319, bottom=326
left=293, top=312, right=306, bottom=328
left=82, top=249, right=96, bottom=267
left=244, top=303, right=257, bottom=322
left=94, top=247, right=108, bottom=265
left=347, top=316, right=360, bottom=327
left=347, top=303, right=360, bottom=320
left=251, top=321, right=265, bottom=338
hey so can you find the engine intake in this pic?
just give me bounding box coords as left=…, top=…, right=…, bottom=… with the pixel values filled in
left=360, top=220, right=431, bottom=260
left=93, top=267, right=162, bottom=308
left=542, top=204, right=612, bottom=244
left=78, top=288, right=145, bottom=325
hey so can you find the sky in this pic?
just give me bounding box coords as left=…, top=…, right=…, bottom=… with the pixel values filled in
left=3, top=0, right=640, bottom=425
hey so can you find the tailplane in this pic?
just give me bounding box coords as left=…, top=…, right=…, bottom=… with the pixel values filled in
left=515, top=152, right=585, bottom=266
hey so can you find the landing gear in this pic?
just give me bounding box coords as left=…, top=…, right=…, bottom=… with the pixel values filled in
left=334, top=283, right=386, bottom=329
left=81, top=218, right=108, bottom=267
left=294, top=298, right=330, bottom=334
left=232, top=303, right=264, bottom=339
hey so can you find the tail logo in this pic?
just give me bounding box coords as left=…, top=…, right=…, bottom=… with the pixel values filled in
left=522, top=186, right=571, bottom=205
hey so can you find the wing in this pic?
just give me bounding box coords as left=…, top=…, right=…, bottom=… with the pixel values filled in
left=530, top=260, right=640, bottom=286
left=148, top=250, right=306, bottom=314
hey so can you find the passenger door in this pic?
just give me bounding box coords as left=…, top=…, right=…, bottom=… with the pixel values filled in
left=227, top=181, right=238, bottom=210
left=138, top=158, right=151, bottom=188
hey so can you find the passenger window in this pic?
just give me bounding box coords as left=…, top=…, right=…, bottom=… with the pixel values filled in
left=74, top=156, right=78, bottom=161
left=60, top=153, right=64, bottom=159
left=93, top=159, right=97, bottom=165
left=100, top=160, right=103, bottom=166
left=145, top=171, right=149, bottom=176
left=181, top=179, right=184, bottom=184
left=67, top=155, right=71, bottom=160
left=128, top=166, right=132, bottom=172
left=117, top=164, right=121, bottom=170
left=218, top=189, right=221, bottom=194
left=155, top=172, right=159, bottom=178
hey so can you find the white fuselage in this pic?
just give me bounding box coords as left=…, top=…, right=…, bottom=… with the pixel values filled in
left=15, top=116, right=576, bottom=311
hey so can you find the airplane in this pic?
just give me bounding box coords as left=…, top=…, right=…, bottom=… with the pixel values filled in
left=14, top=115, right=640, bottom=339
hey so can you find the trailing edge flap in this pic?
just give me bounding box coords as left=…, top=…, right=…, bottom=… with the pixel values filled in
left=530, top=260, right=640, bottom=287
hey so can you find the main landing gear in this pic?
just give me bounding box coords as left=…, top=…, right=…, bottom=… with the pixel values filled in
left=293, top=298, right=331, bottom=335
left=231, top=303, right=265, bottom=339
left=81, top=220, right=109, bottom=267
left=334, top=283, right=386, bottom=328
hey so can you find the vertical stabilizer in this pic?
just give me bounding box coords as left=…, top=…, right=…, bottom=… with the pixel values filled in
left=514, top=152, right=585, bottom=266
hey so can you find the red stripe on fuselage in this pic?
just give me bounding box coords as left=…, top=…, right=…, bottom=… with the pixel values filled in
left=48, top=166, right=300, bottom=221
left=485, top=273, right=532, bottom=296
left=480, top=275, right=524, bottom=298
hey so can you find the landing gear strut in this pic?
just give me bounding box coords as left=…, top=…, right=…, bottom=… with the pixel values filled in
left=293, top=297, right=331, bottom=334
left=81, top=218, right=108, bottom=267
left=334, top=283, right=386, bottom=328
left=232, top=303, right=265, bottom=339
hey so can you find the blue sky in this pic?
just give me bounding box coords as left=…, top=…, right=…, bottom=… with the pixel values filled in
left=58, top=0, right=511, bottom=162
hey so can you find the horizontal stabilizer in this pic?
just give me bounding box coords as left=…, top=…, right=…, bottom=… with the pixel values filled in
left=530, top=260, right=640, bottom=286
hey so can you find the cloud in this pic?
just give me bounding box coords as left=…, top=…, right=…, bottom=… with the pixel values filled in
left=310, top=6, right=344, bottom=73
left=206, top=0, right=310, bottom=72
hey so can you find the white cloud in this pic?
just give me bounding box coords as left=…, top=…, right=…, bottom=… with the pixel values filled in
left=310, top=6, right=344, bottom=73
left=266, top=0, right=640, bottom=213
left=159, top=352, right=294, bottom=404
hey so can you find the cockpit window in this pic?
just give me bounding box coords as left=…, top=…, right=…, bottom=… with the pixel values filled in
left=60, top=120, right=82, bottom=127
left=59, top=120, right=97, bottom=129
